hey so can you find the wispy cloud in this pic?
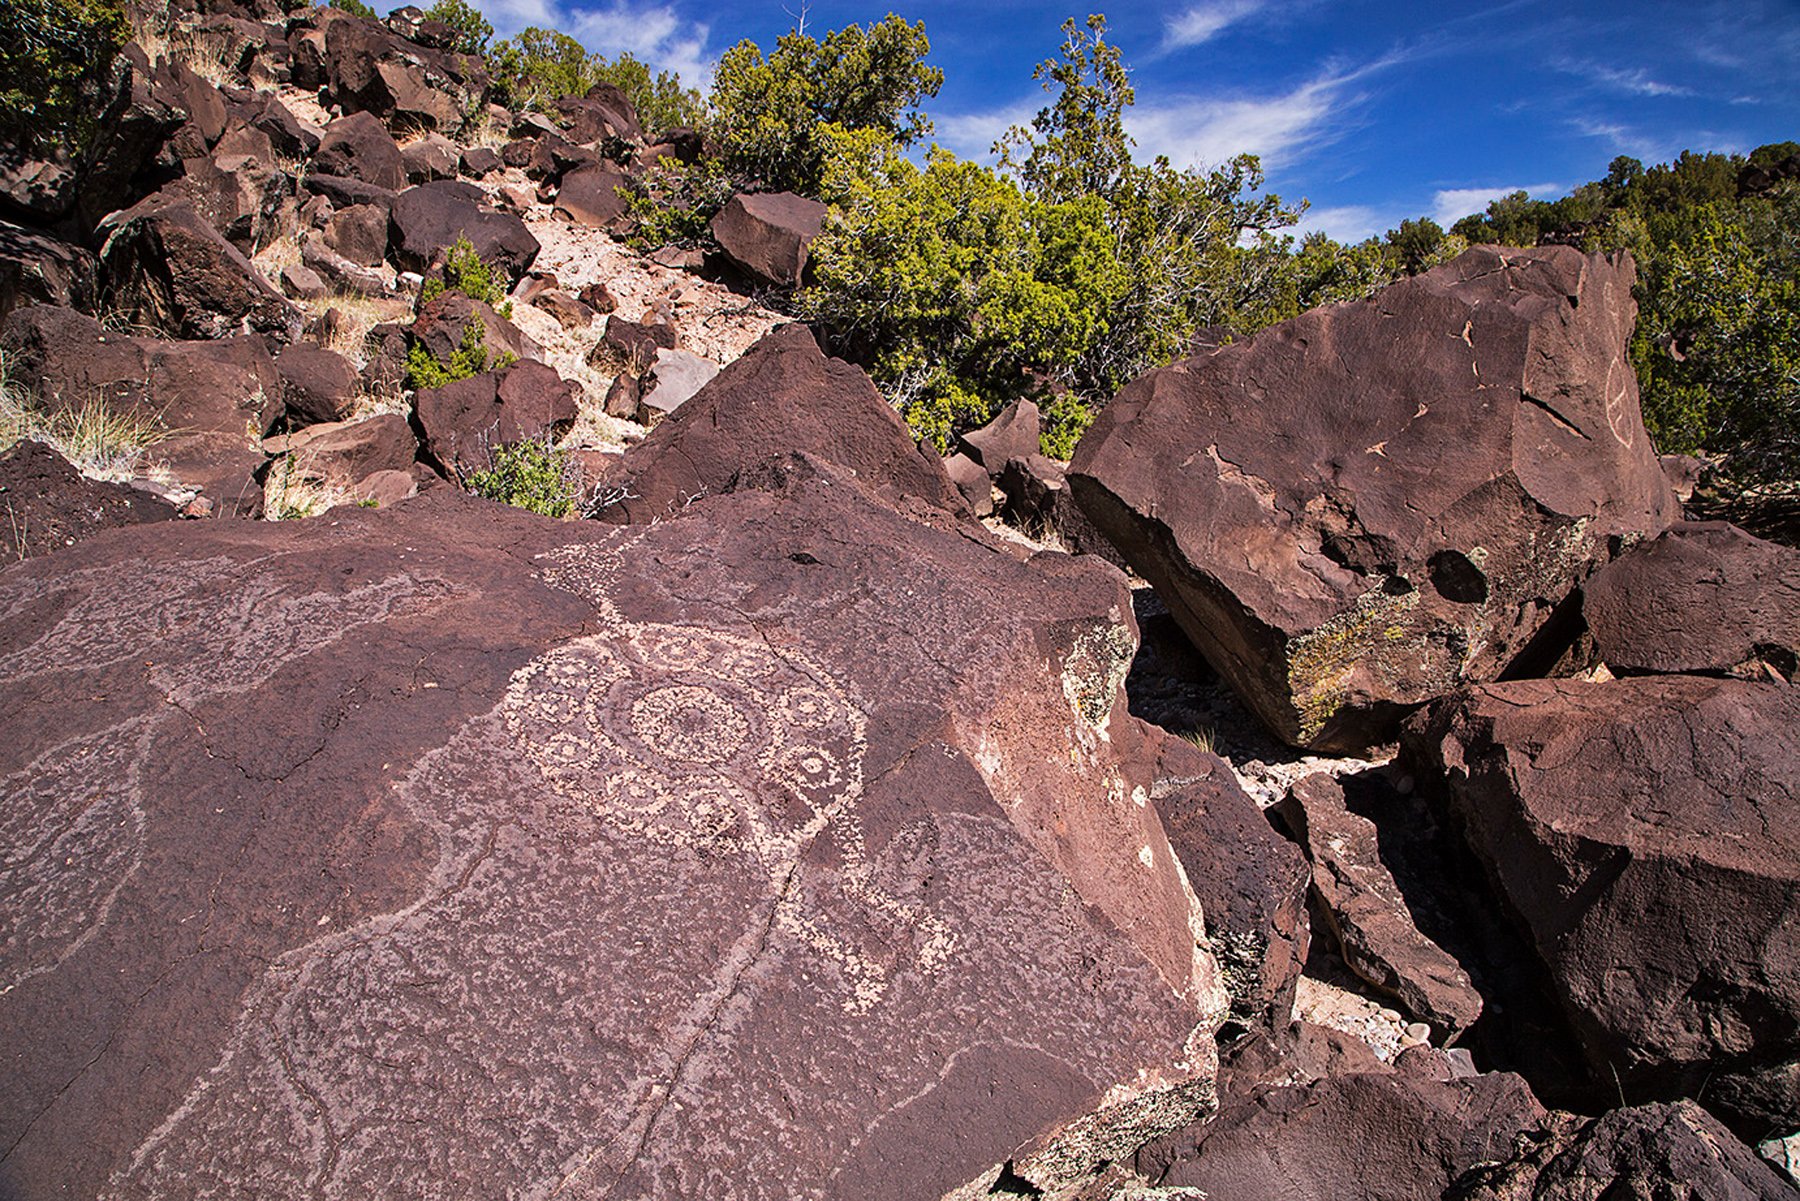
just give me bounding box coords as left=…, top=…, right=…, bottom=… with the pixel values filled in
left=1569, top=117, right=1677, bottom=162
left=1291, top=204, right=1389, bottom=243
left=1163, top=0, right=1266, bottom=50
left=932, top=98, right=1041, bottom=163
left=1429, top=183, right=1561, bottom=228
left=1128, top=53, right=1401, bottom=172
left=472, top=0, right=715, bottom=89
left=1554, top=59, right=1695, bottom=98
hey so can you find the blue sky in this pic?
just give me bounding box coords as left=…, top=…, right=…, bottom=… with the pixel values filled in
left=469, top=0, right=1800, bottom=242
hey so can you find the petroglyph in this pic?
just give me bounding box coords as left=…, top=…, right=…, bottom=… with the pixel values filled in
left=109, top=542, right=968, bottom=1198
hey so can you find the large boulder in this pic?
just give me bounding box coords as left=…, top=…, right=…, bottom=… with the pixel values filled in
left=412, top=359, right=576, bottom=477
left=0, top=464, right=1228, bottom=1199
left=264, top=412, right=418, bottom=486
left=709, top=192, right=827, bottom=287
left=1583, top=520, right=1798, bottom=681
left=275, top=342, right=361, bottom=427
left=1404, top=675, right=1800, bottom=1136
left=596, top=324, right=969, bottom=526
left=98, top=198, right=301, bottom=342
left=553, top=164, right=633, bottom=231
left=322, top=15, right=487, bottom=135
left=0, top=439, right=176, bottom=560
left=165, top=150, right=293, bottom=256
left=313, top=111, right=407, bottom=192
left=388, top=180, right=539, bottom=284
left=1139, top=1049, right=1547, bottom=1200
left=1071, top=245, right=1679, bottom=751
left=1449, top=1101, right=1800, bottom=1200
left=962, top=398, right=1041, bottom=470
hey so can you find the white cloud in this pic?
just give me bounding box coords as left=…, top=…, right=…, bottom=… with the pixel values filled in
left=931, top=98, right=1041, bottom=163
left=1569, top=117, right=1674, bottom=162
left=472, top=0, right=715, bottom=90
left=1126, top=58, right=1389, bottom=172
left=1163, top=0, right=1266, bottom=50
left=1290, top=204, right=1389, bottom=243
left=1429, top=183, right=1561, bottom=228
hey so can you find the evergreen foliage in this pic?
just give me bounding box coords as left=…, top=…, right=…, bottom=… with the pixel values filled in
left=328, top=0, right=376, bottom=19
left=423, top=0, right=492, bottom=55
left=0, top=0, right=131, bottom=151
left=464, top=437, right=580, bottom=517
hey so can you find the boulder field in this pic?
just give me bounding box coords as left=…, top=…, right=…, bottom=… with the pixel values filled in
left=1, top=3, right=1798, bottom=1195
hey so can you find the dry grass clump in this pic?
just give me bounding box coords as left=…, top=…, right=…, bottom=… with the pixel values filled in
left=261, top=452, right=360, bottom=520
left=0, top=350, right=171, bottom=481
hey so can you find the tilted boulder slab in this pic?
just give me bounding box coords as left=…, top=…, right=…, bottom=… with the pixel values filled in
left=1154, top=737, right=1310, bottom=1034
left=1071, top=245, right=1679, bottom=751
left=962, top=398, right=1042, bottom=471
left=710, top=191, right=827, bottom=287
left=1583, top=520, right=1799, bottom=681
left=98, top=197, right=301, bottom=342
left=597, top=324, right=969, bottom=526
left=0, top=468, right=1227, bottom=1199
left=0, top=221, right=97, bottom=321
left=1404, top=676, right=1800, bottom=1136
left=313, top=111, right=407, bottom=192
left=1448, top=1101, right=1800, bottom=1201
left=1276, top=773, right=1483, bottom=1036
left=412, top=359, right=577, bottom=478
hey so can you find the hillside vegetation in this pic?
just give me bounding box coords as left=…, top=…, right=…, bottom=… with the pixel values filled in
left=10, top=0, right=1796, bottom=484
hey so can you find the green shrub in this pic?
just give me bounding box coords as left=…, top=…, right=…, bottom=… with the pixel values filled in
left=0, top=0, right=131, bottom=152
left=423, top=0, right=490, bottom=54
left=464, top=437, right=578, bottom=517
left=329, top=0, right=377, bottom=20
left=405, top=315, right=515, bottom=390
left=710, top=14, right=942, bottom=196
left=623, top=156, right=736, bottom=251
left=421, top=235, right=511, bottom=313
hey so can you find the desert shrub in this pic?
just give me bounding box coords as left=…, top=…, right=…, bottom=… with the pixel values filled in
left=421, top=235, right=511, bottom=313
left=405, top=315, right=515, bottom=390
left=709, top=14, right=941, bottom=197
left=463, top=437, right=578, bottom=517
left=329, top=0, right=377, bottom=19
left=623, top=156, right=736, bottom=250
left=0, top=0, right=131, bottom=151
left=802, top=134, right=1124, bottom=450
left=423, top=0, right=490, bottom=54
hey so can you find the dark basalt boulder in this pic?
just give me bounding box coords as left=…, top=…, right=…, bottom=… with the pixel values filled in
left=275, top=342, right=361, bottom=427
left=1276, top=773, right=1483, bottom=1036
left=223, top=89, right=319, bottom=158
left=556, top=84, right=642, bottom=144
left=1139, top=1049, right=1547, bottom=1201
left=1071, top=245, right=1679, bottom=751
left=263, top=412, right=418, bottom=486
left=0, top=461, right=1230, bottom=1199
left=72, top=46, right=188, bottom=232
left=410, top=291, right=537, bottom=368
left=0, top=440, right=177, bottom=560
left=1404, top=675, right=1800, bottom=1136
left=596, top=324, right=970, bottom=526
left=0, top=222, right=96, bottom=321
left=400, top=132, right=459, bottom=183
left=97, top=198, right=301, bottom=342
left=1448, top=1101, right=1800, bottom=1200
left=1583, top=520, right=1798, bottom=680
left=943, top=451, right=995, bottom=517
left=997, top=452, right=1130, bottom=566
left=709, top=191, right=827, bottom=287
left=1154, top=736, right=1310, bottom=1034
left=322, top=15, right=487, bottom=135
left=388, top=180, right=539, bottom=284
left=553, top=165, right=633, bottom=231
left=962, top=398, right=1041, bottom=470
left=323, top=202, right=390, bottom=267
left=412, top=359, right=576, bottom=477
left=313, top=111, right=407, bottom=192
left=1, top=305, right=280, bottom=514
left=160, top=150, right=293, bottom=255
left=302, top=172, right=398, bottom=214
left=459, top=145, right=501, bottom=178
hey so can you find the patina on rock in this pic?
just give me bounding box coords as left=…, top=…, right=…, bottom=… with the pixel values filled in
left=0, top=465, right=1227, bottom=1199
left=1070, top=245, right=1678, bottom=751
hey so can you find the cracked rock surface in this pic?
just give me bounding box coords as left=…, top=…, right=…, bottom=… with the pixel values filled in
left=1070, top=245, right=1678, bottom=752
left=1403, top=675, right=1800, bottom=1137
left=0, top=469, right=1227, bottom=1199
